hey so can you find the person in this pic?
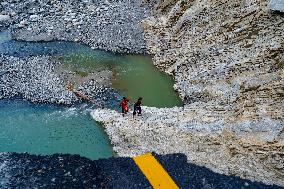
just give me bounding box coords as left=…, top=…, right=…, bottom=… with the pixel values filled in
left=66, top=82, right=100, bottom=106
left=119, top=97, right=129, bottom=116
left=66, top=82, right=89, bottom=101
left=133, top=97, right=142, bottom=117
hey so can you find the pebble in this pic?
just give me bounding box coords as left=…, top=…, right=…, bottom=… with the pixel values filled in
left=18, top=20, right=28, bottom=28
left=29, top=14, right=39, bottom=22
left=0, top=14, right=11, bottom=26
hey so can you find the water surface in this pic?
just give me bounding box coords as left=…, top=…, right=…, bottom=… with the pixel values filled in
left=0, top=99, right=114, bottom=160
left=0, top=29, right=182, bottom=159
left=0, top=29, right=182, bottom=107
left=63, top=52, right=182, bottom=107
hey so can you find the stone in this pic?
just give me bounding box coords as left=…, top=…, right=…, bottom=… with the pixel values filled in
left=29, top=15, right=39, bottom=22
left=19, top=20, right=28, bottom=28
left=87, top=5, right=96, bottom=12
left=269, top=0, right=284, bottom=12
left=0, top=14, right=10, bottom=23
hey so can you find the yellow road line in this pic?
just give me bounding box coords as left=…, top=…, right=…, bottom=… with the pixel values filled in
left=133, top=153, right=179, bottom=189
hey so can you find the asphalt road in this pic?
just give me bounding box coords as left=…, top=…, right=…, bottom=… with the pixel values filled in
left=0, top=152, right=282, bottom=189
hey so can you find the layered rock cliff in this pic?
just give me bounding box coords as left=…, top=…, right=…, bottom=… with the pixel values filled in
left=142, top=0, right=284, bottom=125
left=92, top=0, right=284, bottom=186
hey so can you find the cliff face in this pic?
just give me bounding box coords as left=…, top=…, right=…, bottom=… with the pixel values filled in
left=141, top=0, right=284, bottom=124
left=109, top=0, right=284, bottom=185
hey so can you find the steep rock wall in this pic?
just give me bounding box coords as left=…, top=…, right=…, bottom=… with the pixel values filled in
left=141, top=0, right=284, bottom=124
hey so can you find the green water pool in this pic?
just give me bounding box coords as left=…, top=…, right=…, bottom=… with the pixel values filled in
left=61, top=49, right=182, bottom=108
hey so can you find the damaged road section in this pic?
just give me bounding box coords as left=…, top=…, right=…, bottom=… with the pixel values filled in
left=0, top=152, right=282, bottom=189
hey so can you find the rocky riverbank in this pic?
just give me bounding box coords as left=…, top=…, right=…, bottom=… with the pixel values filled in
left=0, top=0, right=149, bottom=53
left=0, top=55, right=113, bottom=104
left=0, top=0, right=283, bottom=187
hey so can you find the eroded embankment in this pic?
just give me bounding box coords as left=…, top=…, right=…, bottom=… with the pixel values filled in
left=91, top=105, right=284, bottom=186
left=93, top=0, right=284, bottom=186
left=1, top=0, right=283, bottom=186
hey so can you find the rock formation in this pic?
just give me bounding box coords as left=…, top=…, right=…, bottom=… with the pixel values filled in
left=0, top=0, right=283, bottom=186
left=93, top=0, right=284, bottom=186
left=269, top=0, right=284, bottom=12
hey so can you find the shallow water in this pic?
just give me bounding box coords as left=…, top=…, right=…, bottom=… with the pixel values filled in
left=0, top=99, right=114, bottom=160
left=63, top=52, right=182, bottom=107
left=0, top=29, right=182, bottom=159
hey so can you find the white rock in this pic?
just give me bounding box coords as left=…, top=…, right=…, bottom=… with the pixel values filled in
left=87, top=5, right=96, bottom=12
left=10, top=12, right=17, bottom=17
left=269, top=0, right=284, bottom=12
left=0, top=15, right=10, bottom=22
left=18, top=20, right=28, bottom=28
left=29, top=14, right=39, bottom=22
left=48, top=26, right=54, bottom=30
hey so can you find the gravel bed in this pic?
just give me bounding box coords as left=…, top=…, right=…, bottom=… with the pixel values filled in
left=0, top=0, right=149, bottom=53
left=0, top=55, right=113, bottom=105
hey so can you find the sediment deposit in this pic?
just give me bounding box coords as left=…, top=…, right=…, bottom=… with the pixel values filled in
left=1, top=0, right=149, bottom=53
left=0, top=55, right=113, bottom=104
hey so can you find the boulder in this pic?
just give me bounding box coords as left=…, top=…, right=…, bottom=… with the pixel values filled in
left=0, top=14, right=11, bottom=23
left=269, top=0, right=284, bottom=12
left=29, top=14, right=39, bottom=22
left=18, top=20, right=28, bottom=28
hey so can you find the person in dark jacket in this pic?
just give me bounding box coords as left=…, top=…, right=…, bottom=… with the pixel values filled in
left=133, top=97, right=142, bottom=117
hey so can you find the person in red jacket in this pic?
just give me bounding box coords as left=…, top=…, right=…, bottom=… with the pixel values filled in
left=119, top=97, right=129, bottom=116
